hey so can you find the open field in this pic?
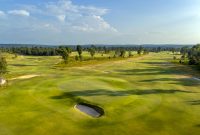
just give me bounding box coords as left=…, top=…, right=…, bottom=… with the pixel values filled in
left=0, top=52, right=200, bottom=135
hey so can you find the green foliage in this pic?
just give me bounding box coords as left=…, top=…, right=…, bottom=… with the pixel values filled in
left=79, top=55, right=83, bottom=61
left=57, top=47, right=71, bottom=64
left=76, top=45, right=83, bottom=56
left=75, top=55, right=79, bottom=61
left=143, top=49, right=149, bottom=55
left=180, top=46, right=190, bottom=56
left=88, top=46, right=96, bottom=58
left=173, top=56, right=177, bottom=60
left=128, top=51, right=133, bottom=57
left=172, top=48, right=175, bottom=54
left=181, top=44, right=200, bottom=66
left=0, top=55, right=7, bottom=75
left=114, top=50, right=120, bottom=58
left=119, top=50, right=126, bottom=58
left=76, top=45, right=83, bottom=61
left=137, top=46, right=143, bottom=55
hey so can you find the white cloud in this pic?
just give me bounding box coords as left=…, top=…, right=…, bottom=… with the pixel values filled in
left=71, top=15, right=117, bottom=32
left=57, top=14, right=66, bottom=22
left=8, top=10, right=30, bottom=16
left=79, top=5, right=108, bottom=16
left=43, top=0, right=117, bottom=32
left=0, top=10, right=5, bottom=16
left=14, top=0, right=117, bottom=33
left=0, top=0, right=118, bottom=44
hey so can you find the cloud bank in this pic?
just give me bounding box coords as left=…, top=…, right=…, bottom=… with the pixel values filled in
left=0, top=10, right=5, bottom=16
left=0, top=0, right=117, bottom=33
left=0, top=0, right=119, bottom=44
left=8, top=10, right=30, bottom=16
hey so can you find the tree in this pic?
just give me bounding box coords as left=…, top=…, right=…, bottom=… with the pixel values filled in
left=143, top=49, right=149, bottom=55
left=187, top=44, right=200, bottom=65
left=62, top=50, right=69, bottom=64
left=173, top=56, right=177, bottom=60
left=180, top=46, right=189, bottom=56
left=0, top=56, right=7, bottom=75
left=76, top=45, right=83, bottom=60
left=119, top=49, right=126, bottom=58
left=172, top=48, right=175, bottom=54
left=75, top=55, right=79, bottom=61
left=88, top=47, right=96, bottom=58
left=57, top=47, right=70, bottom=64
left=137, top=46, right=143, bottom=55
left=114, top=50, right=120, bottom=58
left=128, top=51, right=133, bottom=57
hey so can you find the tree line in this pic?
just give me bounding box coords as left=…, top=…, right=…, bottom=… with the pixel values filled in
left=0, top=45, right=179, bottom=57
left=180, top=44, right=200, bottom=65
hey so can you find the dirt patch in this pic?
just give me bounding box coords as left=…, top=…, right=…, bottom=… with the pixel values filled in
left=176, top=75, right=190, bottom=79
left=176, top=75, right=200, bottom=82
left=10, top=75, right=41, bottom=80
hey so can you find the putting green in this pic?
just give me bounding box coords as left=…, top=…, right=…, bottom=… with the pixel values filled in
left=0, top=52, right=200, bottom=135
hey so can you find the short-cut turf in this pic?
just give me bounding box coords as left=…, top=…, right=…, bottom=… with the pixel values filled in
left=0, top=52, right=200, bottom=135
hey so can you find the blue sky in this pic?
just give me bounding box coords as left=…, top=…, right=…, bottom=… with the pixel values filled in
left=0, top=0, right=200, bottom=45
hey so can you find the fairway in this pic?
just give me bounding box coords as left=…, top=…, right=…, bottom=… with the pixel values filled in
left=0, top=52, right=200, bottom=135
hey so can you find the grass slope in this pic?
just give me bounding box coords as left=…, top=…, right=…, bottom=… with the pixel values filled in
left=0, top=52, right=200, bottom=135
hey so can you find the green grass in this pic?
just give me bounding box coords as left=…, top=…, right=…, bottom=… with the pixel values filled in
left=0, top=52, right=200, bottom=135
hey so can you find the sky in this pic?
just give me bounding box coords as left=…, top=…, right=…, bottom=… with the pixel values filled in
left=0, top=0, right=200, bottom=45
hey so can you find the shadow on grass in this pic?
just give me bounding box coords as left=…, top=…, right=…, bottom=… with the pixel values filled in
left=140, top=78, right=200, bottom=86
left=139, top=61, right=172, bottom=65
left=195, top=124, right=200, bottom=127
left=115, top=66, right=180, bottom=76
left=51, top=89, right=194, bottom=100
left=116, top=61, right=200, bottom=86
left=116, top=60, right=194, bottom=76
left=51, top=93, right=87, bottom=103
left=10, top=64, right=37, bottom=67
left=187, top=100, right=200, bottom=105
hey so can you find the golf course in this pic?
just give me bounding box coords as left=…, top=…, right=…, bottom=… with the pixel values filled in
left=0, top=52, right=199, bottom=135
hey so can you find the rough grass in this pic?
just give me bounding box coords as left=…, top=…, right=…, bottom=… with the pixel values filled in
left=0, top=52, right=200, bottom=135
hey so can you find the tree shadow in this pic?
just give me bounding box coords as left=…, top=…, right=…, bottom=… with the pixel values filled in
left=116, top=61, right=200, bottom=87
left=116, top=60, right=197, bottom=76
left=115, top=66, right=180, bottom=76
left=139, top=61, right=172, bottom=65
left=51, top=89, right=194, bottom=100
left=10, top=64, right=37, bottom=67
left=140, top=78, right=200, bottom=86
left=195, top=124, right=200, bottom=127
left=187, top=100, right=200, bottom=105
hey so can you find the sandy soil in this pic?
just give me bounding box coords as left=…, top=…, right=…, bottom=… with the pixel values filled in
left=192, top=77, right=200, bottom=81
left=175, top=75, right=200, bottom=82
left=10, top=75, right=41, bottom=80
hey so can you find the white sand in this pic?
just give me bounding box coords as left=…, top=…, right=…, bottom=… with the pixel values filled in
left=10, top=75, right=40, bottom=80
left=0, top=78, right=6, bottom=85
left=192, top=77, right=200, bottom=81
left=75, top=104, right=103, bottom=118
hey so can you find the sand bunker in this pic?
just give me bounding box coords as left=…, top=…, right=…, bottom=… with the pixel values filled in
left=10, top=75, right=40, bottom=80
left=103, top=71, right=110, bottom=74
left=0, top=78, right=6, bottom=85
left=192, top=77, right=200, bottom=81
left=75, top=103, right=104, bottom=118
left=176, top=75, right=200, bottom=82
